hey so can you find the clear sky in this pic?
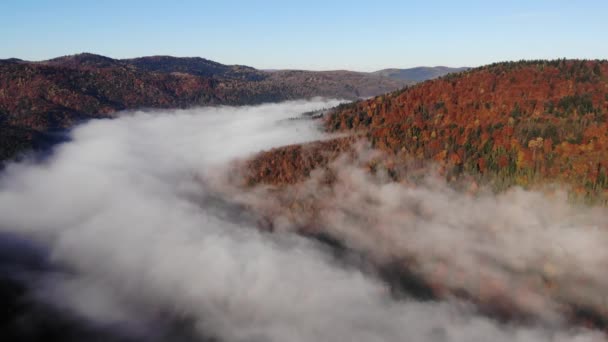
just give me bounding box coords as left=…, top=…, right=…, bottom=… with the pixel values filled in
left=1, top=0, right=607, bottom=71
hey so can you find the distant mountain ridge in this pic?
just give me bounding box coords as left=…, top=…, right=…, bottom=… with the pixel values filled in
left=30, top=53, right=270, bottom=81
left=123, top=55, right=267, bottom=81
left=31, top=53, right=468, bottom=83
left=43, top=53, right=125, bottom=69
left=0, top=52, right=475, bottom=163
left=0, top=52, right=420, bottom=162
left=373, top=66, right=469, bottom=82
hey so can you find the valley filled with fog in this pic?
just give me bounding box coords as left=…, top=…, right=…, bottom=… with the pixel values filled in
left=0, top=99, right=607, bottom=341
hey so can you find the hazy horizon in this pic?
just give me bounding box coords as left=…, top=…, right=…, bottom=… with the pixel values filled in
left=1, top=0, right=606, bottom=71
left=3, top=51, right=476, bottom=72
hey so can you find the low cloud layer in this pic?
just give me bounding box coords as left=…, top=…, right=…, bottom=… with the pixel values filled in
left=233, top=145, right=608, bottom=324
left=0, top=99, right=605, bottom=341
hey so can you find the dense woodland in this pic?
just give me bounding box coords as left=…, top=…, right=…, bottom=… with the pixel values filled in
left=249, top=60, right=608, bottom=202
left=0, top=53, right=407, bottom=163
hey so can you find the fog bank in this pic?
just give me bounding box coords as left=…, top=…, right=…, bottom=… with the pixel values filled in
left=0, top=99, right=605, bottom=341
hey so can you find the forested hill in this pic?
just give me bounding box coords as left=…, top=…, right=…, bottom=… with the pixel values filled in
left=0, top=53, right=408, bottom=162
left=247, top=60, right=608, bottom=200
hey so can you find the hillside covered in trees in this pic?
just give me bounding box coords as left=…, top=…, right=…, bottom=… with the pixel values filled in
left=247, top=59, right=608, bottom=201
left=0, top=53, right=408, bottom=163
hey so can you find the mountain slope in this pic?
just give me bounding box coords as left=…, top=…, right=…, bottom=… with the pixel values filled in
left=373, top=66, right=469, bottom=82
left=247, top=59, right=608, bottom=199
left=239, top=60, right=608, bottom=329
left=0, top=61, right=221, bottom=131
left=0, top=53, right=407, bottom=162
left=123, top=55, right=268, bottom=81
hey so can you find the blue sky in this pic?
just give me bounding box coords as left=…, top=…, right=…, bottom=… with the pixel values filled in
left=1, top=0, right=607, bottom=71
